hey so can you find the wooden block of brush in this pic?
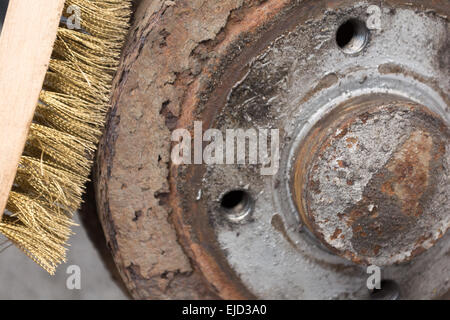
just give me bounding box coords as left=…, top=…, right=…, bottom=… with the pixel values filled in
left=0, top=0, right=65, bottom=219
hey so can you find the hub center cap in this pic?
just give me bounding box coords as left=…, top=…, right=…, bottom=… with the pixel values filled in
left=293, top=96, right=449, bottom=265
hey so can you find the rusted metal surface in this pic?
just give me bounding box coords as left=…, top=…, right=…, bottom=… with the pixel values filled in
left=293, top=98, right=449, bottom=266
left=95, top=0, right=247, bottom=300
left=97, top=0, right=450, bottom=299
left=175, top=0, right=449, bottom=299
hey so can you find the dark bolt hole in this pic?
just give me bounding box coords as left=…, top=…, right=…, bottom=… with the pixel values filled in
left=220, top=190, right=249, bottom=211
left=220, top=190, right=254, bottom=223
left=370, top=280, right=400, bottom=300
left=336, top=19, right=369, bottom=54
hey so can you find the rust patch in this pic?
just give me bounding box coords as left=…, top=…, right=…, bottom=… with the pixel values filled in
left=346, top=137, right=357, bottom=148
left=331, top=228, right=342, bottom=241
left=382, top=130, right=433, bottom=217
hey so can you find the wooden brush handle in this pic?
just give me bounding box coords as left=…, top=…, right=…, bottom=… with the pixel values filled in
left=0, top=0, right=65, bottom=220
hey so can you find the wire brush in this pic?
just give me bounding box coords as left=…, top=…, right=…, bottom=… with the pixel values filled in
left=0, top=0, right=132, bottom=274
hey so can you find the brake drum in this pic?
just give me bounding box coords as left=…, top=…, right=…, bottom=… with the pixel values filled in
left=95, top=0, right=449, bottom=299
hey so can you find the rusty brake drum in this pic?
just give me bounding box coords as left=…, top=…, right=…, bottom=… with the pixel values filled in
left=95, top=0, right=449, bottom=299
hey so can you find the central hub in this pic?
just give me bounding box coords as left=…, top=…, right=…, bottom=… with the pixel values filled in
left=293, top=96, right=449, bottom=266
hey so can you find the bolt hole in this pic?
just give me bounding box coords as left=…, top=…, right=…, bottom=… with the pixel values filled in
left=220, top=190, right=253, bottom=223
left=370, top=280, right=400, bottom=300
left=336, top=19, right=369, bottom=54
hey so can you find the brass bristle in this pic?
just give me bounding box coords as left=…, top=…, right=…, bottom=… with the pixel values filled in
left=0, top=0, right=132, bottom=274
